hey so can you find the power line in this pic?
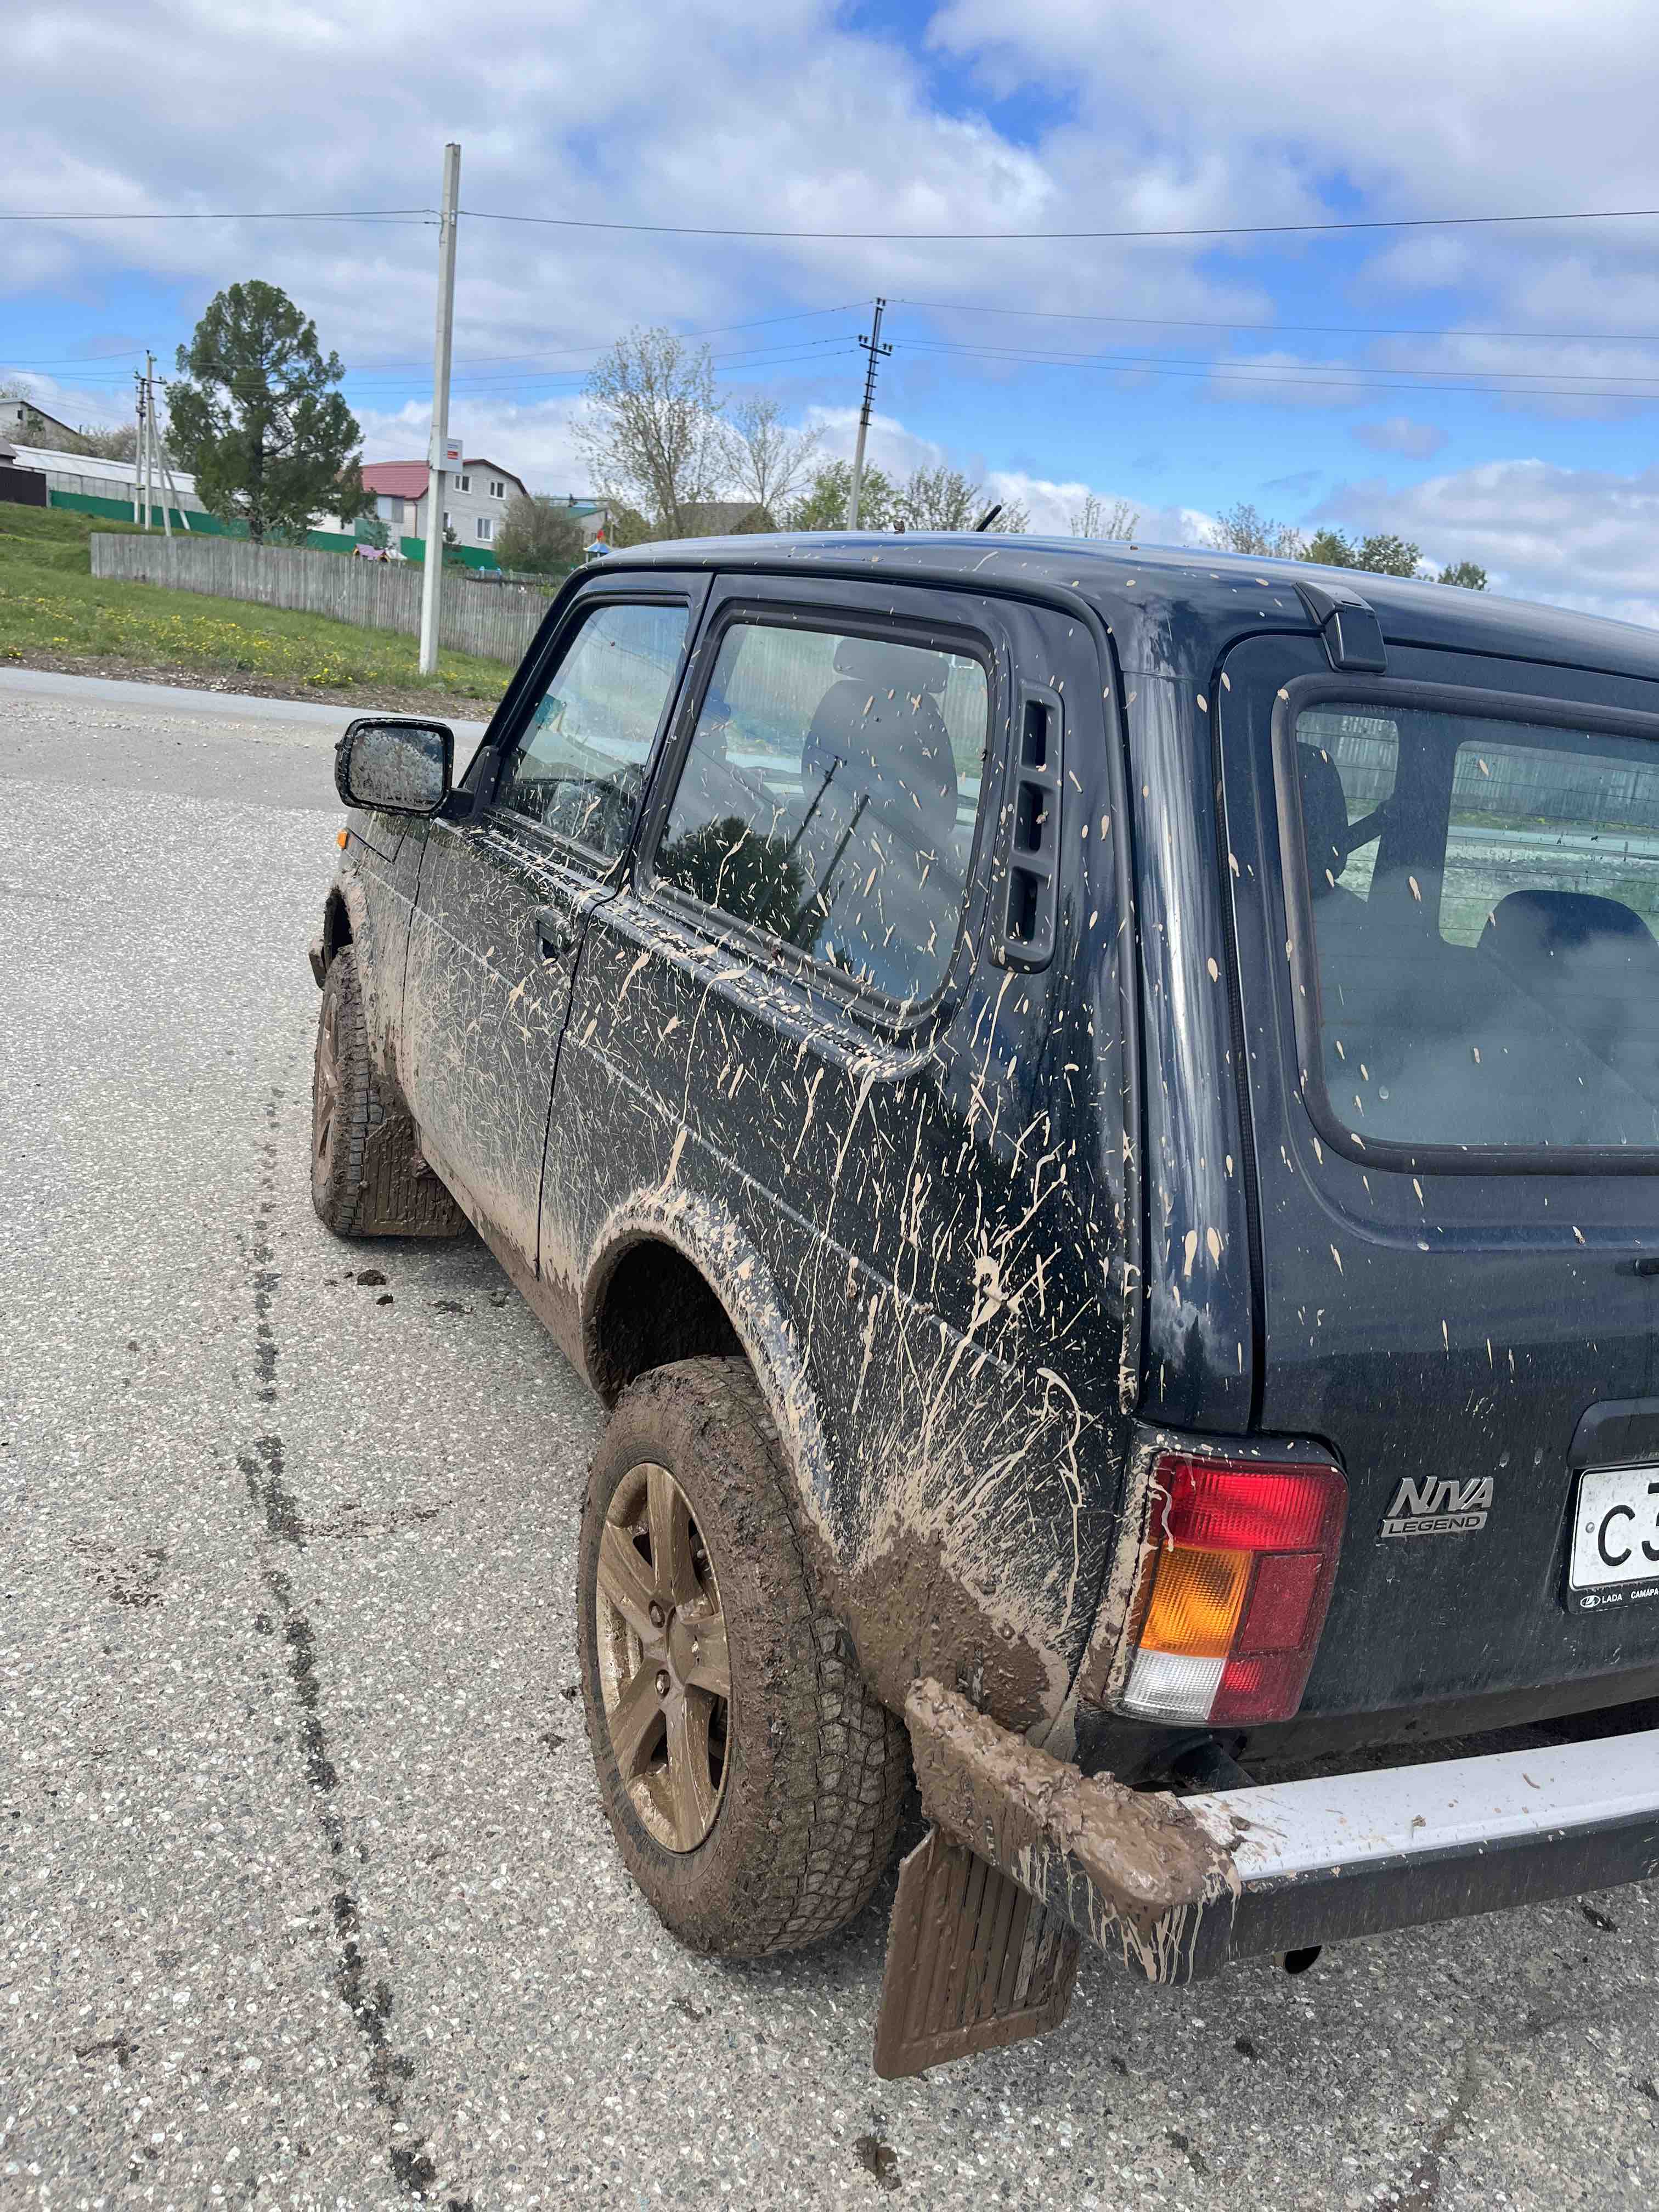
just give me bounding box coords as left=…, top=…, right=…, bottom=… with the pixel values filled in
left=892, top=334, right=1659, bottom=401
left=456, top=201, right=1659, bottom=242
left=890, top=296, right=1659, bottom=347
left=0, top=207, right=430, bottom=223
left=7, top=198, right=1659, bottom=241
left=891, top=331, right=1659, bottom=389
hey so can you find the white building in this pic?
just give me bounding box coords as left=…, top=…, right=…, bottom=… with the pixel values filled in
left=359, top=458, right=531, bottom=551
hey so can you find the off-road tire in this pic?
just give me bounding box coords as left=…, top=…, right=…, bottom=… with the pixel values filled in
left=577, top=1356, right=910, bottom=1957
left=310, top=948, right=464, bottom=1239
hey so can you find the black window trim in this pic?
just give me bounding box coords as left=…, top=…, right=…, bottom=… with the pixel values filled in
left=1273, top=669, right=1659, bottom=1177
left=634, top=592, right=1002, bottom=1036
left=479, top=579, right=704, bottom=877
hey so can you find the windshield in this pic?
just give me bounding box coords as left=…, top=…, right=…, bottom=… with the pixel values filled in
left=1291, top=701, right=1659, bottom=1153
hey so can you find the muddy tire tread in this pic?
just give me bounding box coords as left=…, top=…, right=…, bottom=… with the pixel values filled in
left=312, top=949, right=464, bottom=1240
left=580, top=1356, right=910, bottom=1958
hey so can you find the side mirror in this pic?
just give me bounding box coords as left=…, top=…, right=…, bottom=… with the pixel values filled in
left=335, top=717, right=453, bottom=816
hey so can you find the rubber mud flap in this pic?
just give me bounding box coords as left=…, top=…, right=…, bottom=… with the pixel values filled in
left=872, top=1826, right=1080, bottom=2079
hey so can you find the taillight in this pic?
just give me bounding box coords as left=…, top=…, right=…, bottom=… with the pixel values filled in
left=1122, top=1452, right=1347, bottom=1726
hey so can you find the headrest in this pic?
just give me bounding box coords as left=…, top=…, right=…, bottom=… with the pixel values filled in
left=1479, top=889, right=1659, bottom=973
left=831, top=636, right=950, bottom=694
left=1296, top=744, right=1351, bottom=896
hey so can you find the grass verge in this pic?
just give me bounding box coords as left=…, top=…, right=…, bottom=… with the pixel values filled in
left=0, top=506, right=512, bottom=707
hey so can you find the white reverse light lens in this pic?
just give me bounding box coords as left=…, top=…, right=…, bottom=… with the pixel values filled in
left=1122, top=1649, right=1226, bottom=1722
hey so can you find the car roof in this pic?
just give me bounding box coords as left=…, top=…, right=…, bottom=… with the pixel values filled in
left=599, top=531, right=1659, bottom=688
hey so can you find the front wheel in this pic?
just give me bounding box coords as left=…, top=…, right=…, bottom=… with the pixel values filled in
left=577, top=1357, right=909, bottom=1957
left=310, top=949, right=463, bottom=1239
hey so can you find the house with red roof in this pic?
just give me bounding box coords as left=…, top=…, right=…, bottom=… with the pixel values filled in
left=360, top=455, right=531, bottom=554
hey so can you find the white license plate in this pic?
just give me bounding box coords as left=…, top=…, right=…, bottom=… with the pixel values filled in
left=1568, top=1464, right=1659, bottom=1612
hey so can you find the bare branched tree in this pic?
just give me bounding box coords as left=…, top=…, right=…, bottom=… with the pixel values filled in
left=1069, top=492, right=1139, bottom=539
left=895, top=466, right=1029, bottom=533
left=574, top=328, right=725, bottom=538
left=1201, top=500, right=1304, bottom=558
left=720, top=397, right=819, bottom=522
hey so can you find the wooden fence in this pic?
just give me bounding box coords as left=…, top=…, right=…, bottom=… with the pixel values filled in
left=90, top=532, right=557, bottom=667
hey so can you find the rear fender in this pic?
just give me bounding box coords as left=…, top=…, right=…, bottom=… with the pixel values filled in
left=580, top=1193, right=842, bottom=1553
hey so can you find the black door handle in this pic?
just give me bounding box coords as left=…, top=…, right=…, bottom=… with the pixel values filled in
left=534, top=905, right=579, bottom=961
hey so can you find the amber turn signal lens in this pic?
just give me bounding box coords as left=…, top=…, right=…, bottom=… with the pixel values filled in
left=1138, top=1545, right=1250, bottom=1658
left=337, top=828, right=349, bottom=849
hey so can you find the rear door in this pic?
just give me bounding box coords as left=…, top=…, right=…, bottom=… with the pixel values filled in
left=1220, top=630, right=1659, bottom=1724
left=400, top=578, right=706, bottom=1265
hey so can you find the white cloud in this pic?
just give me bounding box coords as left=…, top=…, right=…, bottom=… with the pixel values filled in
left=978, top=471, right=1204, bottom=544
left=931, top=1, right=1659, bottom=352
left=355, top=395, right=590, bottom=492
left=1316, top=458, right=1659, bottom=624
left=1352, top=416, right=1448, bottom=459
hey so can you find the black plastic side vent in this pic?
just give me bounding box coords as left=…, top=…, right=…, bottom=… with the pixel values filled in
left=1295, top=580, right=1388, bottom=673
left=997, top=686, right=1063, bottom=970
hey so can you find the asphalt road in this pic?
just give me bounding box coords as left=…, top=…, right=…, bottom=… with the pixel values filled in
left=3, top=672, right=1657, bottom=2209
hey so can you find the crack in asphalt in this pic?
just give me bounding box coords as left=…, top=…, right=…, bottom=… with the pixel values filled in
left=239, top=1089, right=472, bottom=2208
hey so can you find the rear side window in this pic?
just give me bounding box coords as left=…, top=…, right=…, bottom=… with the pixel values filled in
left=652, top=622, right=989, bottom=1006
left=498, top=600, right=689, bottom=857
left=1291, top=701, right=1659, bottom=1154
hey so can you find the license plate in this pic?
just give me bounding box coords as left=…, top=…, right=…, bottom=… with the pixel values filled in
left=1568, top=1464, right=1659, bottom=1613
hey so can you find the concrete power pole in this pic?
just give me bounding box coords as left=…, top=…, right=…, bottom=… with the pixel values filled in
left=846, top=297, right=890, bottom=532
left=418, top=140, right=462, bottom=676
left=146, top=352, right=171, bottom=536
left=132, top=372, right=145, bottom=526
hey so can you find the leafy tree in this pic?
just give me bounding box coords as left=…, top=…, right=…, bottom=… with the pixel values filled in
left=575, top=328, right=725, bottom=537
left=1353, top=532, right=1421, bottom=577
left=1303, top=527, right=1357, bottom=568
left=494, top=493, right=586, bottom=574
left=786, top=460, right=897, bottom=531
left=1308, top=527, right=1486, bottom=584
left=1203, top=501, right=1304, bottom=558
left=606, top=503, right=658, bottom=548
left=720, top=397, right=819, bottom=518
left=355, top=512, right=391, bottom=551
left=167, top=281, right=366, bottom=544
left=1070, top=492, right=1139, bottom=539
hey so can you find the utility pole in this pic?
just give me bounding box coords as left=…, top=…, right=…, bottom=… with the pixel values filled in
left=132, top=371, right=145, bottom=526
left=419, top=140, right=461, bottom=676
left=144, top=357, right=191, bottom=533
left=846, top=297, right=890, bottom=531
left=145, top=352, right=170, bottom=535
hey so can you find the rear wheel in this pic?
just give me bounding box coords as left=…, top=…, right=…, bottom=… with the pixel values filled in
left=577, top=1356, right=909, bottom=1956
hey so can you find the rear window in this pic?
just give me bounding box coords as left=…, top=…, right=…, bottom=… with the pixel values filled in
left=1290, top=700, right=1659, bottom=1153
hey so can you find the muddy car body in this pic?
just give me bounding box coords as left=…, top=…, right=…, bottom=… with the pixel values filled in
left=310, top=533, right=1659, bottom=2074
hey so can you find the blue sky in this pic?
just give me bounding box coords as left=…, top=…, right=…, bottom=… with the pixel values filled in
left=8, top=1, right=1659, bottom=616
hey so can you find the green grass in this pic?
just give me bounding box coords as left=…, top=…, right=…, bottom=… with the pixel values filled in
left=0, top=506, right=511, bottom=702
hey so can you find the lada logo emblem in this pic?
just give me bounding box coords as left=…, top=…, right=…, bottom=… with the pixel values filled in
left=1379, top=1475, right=1493, bottom=1539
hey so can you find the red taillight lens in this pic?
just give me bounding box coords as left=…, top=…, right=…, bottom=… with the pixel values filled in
left=1122, top=1453, right=1346, bottom=1726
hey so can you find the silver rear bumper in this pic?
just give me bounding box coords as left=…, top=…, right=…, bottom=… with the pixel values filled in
left=904, top=1683, right=1659, bottom=1985
left=1183, top=1725, right=1659, bottom=1963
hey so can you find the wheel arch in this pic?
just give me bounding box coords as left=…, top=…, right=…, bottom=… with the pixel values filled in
left=321, top=883, right=359, bottom=969
left=580, top=1195, right=840, bottom=1547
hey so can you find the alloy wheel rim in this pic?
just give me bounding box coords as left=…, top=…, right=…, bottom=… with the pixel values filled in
left=595, top=1462, right=731, bottom=1852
